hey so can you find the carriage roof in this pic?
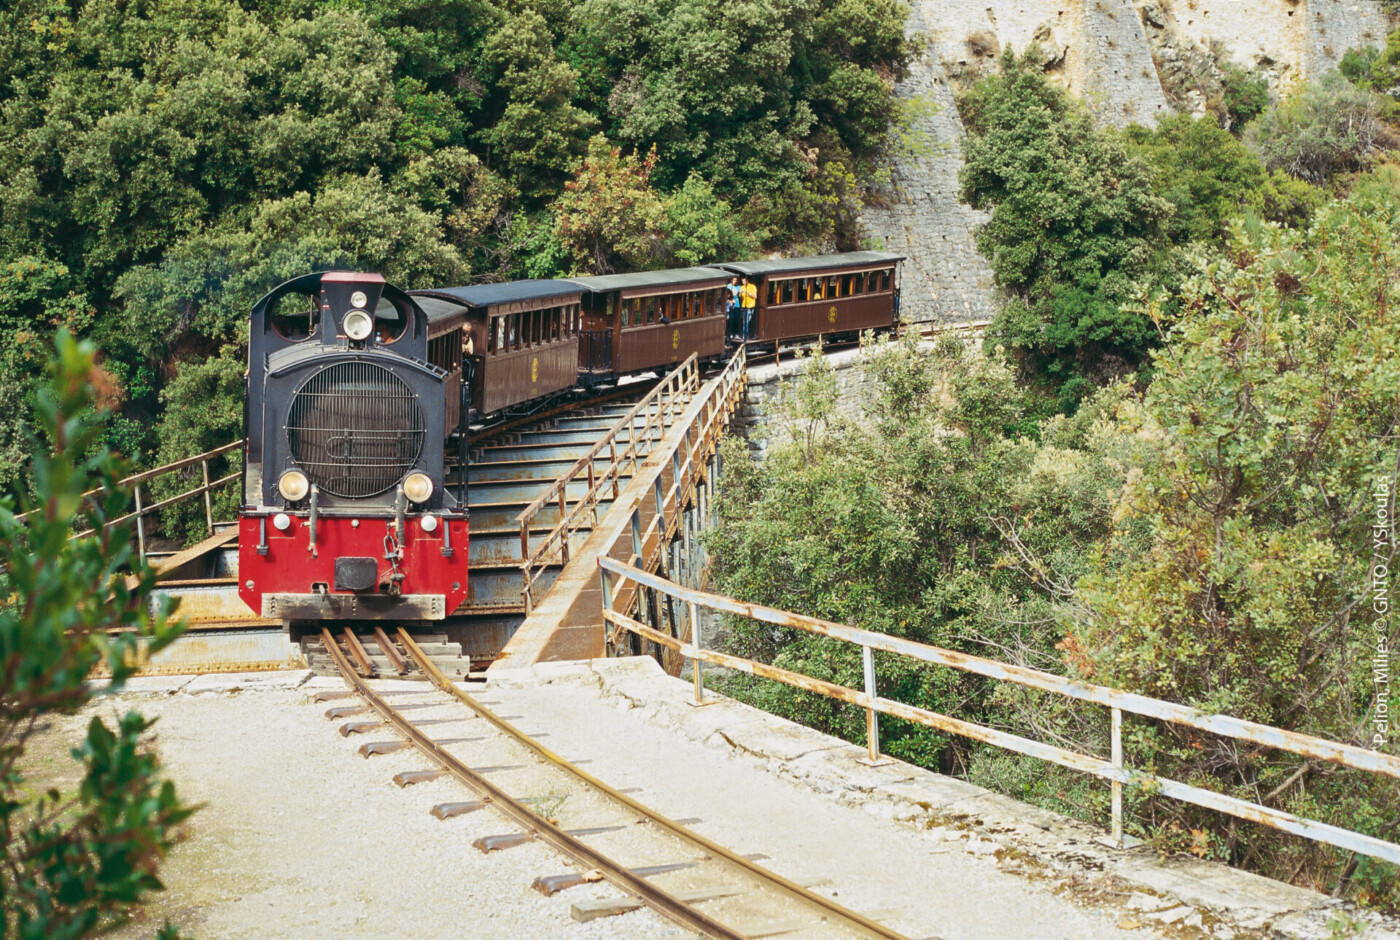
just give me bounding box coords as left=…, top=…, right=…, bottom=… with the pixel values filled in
left=717, top=251, right=905, bottom=277
left=566, top=266, right=730, bottom=294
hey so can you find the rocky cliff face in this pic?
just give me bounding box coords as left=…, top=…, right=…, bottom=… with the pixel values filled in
left=861, top=0, right=1390, bottom=325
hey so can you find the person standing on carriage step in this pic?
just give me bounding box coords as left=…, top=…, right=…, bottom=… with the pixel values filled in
left=740, top=276, right=758, bottom=339
left=726, top=276, right=742, bottom=339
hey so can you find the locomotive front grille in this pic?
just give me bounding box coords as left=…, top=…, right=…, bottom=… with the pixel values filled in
left=286, top=362, right=425, bottom=499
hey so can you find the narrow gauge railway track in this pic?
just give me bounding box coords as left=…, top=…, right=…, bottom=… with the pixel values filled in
left=319, top=626, right=910, bottom=940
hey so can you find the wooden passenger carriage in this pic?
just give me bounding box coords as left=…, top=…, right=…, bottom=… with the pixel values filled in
left=409, top=280, right=584, bottom=418
left=568, top=267, right=729, bottom=383
left=719, top=251, right=904, bottom=345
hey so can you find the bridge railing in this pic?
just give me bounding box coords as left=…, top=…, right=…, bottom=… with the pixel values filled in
left=598, top=557, right=1400, bottom=868
left=517, top=356, right=700, bottom=613
left=13, top=439, right=244, bottom=559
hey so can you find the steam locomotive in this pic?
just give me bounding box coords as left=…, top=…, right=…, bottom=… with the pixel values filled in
left=238, top=252, right=902, bottom=621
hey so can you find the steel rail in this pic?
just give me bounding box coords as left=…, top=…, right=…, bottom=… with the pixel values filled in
left=318, top=628, right=743, bottom=939
left=394, top=628, right=908, bottom=940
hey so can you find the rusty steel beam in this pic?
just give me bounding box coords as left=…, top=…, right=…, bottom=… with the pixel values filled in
left=517, top=356, right=702, bottom=610
left=341, top=628, right=375, bottom=677
left=372, top=626, right=408, bottom=675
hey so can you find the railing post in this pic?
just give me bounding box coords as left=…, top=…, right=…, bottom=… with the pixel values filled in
left=863, top=644, right=881, bottom=764
left=600, top=565, right=614, bottom=612
left=133, top=482, right=147, bottom=559
left=201, top=458, right=214, bottom=535
left=1112, top=706, right=1124, bottom=848
left=557, top=489, right=569, bottom=562
left=631, top=508, right=643, bottom=562
left=689, top=599, right=705, bottom=706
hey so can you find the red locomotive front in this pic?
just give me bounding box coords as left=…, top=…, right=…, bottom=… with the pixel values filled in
left=238, top=271, right=470, bottom=620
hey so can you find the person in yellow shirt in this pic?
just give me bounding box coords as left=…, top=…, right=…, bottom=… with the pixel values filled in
left=740, top=277, right=758, bottom=339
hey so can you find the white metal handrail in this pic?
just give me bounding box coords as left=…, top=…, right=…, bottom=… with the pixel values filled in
left=598, top=558, right=1400, bottom=867
left=517, top=356, right=700, bottom=612
left=12, top=439, right=244, bottom=559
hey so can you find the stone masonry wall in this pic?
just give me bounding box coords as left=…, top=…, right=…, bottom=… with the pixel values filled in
left=857, top=4, right=1001, bottom=326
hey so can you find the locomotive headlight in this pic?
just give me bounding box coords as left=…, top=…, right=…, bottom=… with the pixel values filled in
left=350, top=290, right=368, bottom=309
left=420, top=514, right=439, bottom=533
left=343, top=309, right=373, bottom=341
left=278, top=469, right=310, bottom=502
left=272, top=512, right=291, bottom=531
left=403, top=471, right=433, bottom=503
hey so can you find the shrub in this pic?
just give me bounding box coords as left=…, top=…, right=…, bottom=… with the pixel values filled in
left=1247, top=71, right=1396, bottom=184
left=0, top=332, right=192, bottom=936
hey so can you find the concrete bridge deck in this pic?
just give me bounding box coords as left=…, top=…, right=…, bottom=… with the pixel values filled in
left=90, top=659, right=1397, bottom=940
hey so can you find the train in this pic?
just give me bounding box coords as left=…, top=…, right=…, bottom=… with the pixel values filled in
left=237, top=251, right=903, bottom=621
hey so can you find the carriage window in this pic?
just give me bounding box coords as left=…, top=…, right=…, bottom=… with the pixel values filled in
left=827, top=275, right=839, bottom=298
left=510, top=313, right=522, bottom=349
left=811, top=278, right=824, bottom=301
left=780, top=280, right=794, bottom=304
left=851, top=274, right=864, bottom=295
left=842, top=274, right=854, bottom=296
left=268, top=290, right=321, bottom=341
left=693, top=293, right=701, bottom=317
left=645, top=296, right=656, bottom=324
left=880, top=269, right=891, bottom=291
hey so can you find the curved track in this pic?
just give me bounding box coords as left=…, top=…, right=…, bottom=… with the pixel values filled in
left=320, top=626, right=909, bottom=940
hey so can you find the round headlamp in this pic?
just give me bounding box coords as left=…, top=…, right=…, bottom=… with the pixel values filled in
left=278, top=469, right=310, bottom=502
left=343, top=309, right=373, bottom=341
left=419, top=514, right=439, bottom=533
left=403, top=471, right=433, bottom=503
left=350, top=290, right=368, bottom=309
left=272, top=512, right=291, bottom=531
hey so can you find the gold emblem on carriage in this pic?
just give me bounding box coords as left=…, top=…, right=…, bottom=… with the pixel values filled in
left=672, top=328, right=680, bottom=350
left=531, top=356, right=538, bottom=383
left=828, top=305, right=838, bottom=324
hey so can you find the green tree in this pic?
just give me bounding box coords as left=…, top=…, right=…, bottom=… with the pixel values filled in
left=477, top=8, right=597, bottom=201
left=959, top=48, right=1171, bottom=388
left=1073, top=183, right=1400, bottom=901
left=709, top=333, right=1115, bottom=772
left=662, top=173, right=761, bottom=266
left=0, top=332, right=192, bottom=936
left=1124, top=114, right=1323, bottom=244
left=554, top=136, right=665, bottom=273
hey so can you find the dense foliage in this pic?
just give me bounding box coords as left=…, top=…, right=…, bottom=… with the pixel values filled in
left=0, top=0, right=913, bottom=501
left=0, top=333, right=191, bottom=936
left=958, top=49, right=1171, bottom=396
left=956, top=49, right=1393, bottom=406
left=713, top=177, right=1400, bottom=905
